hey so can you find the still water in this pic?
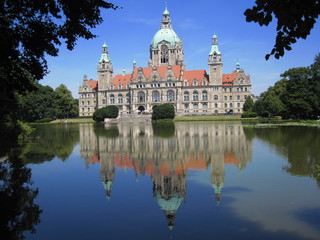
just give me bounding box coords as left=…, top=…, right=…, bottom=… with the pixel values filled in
left=17, top=122, right=320, bottom=239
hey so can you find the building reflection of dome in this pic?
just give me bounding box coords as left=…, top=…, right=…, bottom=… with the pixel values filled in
left=155, top=192, right=184, bottom=229
left=102, top=180, right=113, bottom=200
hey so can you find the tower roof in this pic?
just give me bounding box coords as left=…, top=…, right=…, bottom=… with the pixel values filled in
left=209, top=34, right=221, bottom=55
left=151, top=28, right=181, bottom=48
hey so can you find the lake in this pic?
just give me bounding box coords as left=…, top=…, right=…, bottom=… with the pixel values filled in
left=4, top=122, right=320, bottom=240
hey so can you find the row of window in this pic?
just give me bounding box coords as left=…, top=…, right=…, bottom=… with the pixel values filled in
left=224, top=87, right=248, bottom=92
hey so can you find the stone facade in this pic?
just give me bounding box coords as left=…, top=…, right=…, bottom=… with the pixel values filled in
left=79, top=7, right=251, bottom=116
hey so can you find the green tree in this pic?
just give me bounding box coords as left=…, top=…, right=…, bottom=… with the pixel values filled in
left=18, top=84, right=57, bottom=122
left=55, top=84, right=78, bottom=119
left=244, top=0, right=320, bottom=60
left=152, top=104, right=175, bottom=120
left=93, top=106, right=119, bottom=122
left=281, top=66, right=319, bottom=119
left=254, top=78, right=287, bottom=117
left=243, top=96, right=254, bottom=112
left=0, top=0, right=117, bottom=147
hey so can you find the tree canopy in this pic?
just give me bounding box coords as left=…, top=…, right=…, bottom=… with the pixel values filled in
left=254, top=53, right=320, bottom=119
left=93, top=106, right=119, bottom=122
left=0, top=0, right=117, bottom=146
left=244, top=0, right=320, bottom=60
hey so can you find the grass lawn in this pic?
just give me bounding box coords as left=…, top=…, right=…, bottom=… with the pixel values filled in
left=49, top=118, right=94, bottom=124
left=173, top=115, right=243, bottom=121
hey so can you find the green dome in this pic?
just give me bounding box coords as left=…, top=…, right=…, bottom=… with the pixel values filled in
left=151, top=28, right=181, bottom=48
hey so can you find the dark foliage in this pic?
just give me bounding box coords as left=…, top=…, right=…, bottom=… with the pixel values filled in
left=93, top=106, right=119, bottom=122
left=0, top=0, right=117, bottom=145
left=243, top=96, right=254, bottom=112
left=0, top=156, right=42, bottom=240
left=152, top=104, right=175, bottom=120
left=244, top=0, right=320, bottom=60
left=241, top=111, right=258, bottom=118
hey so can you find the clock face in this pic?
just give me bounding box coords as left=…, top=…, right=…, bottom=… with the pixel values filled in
left=161, top=45, right=168, bottom=53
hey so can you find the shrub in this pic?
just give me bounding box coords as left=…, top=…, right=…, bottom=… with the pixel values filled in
left=93, top=106, right=119, bottom=122
left=241, top=111, right=258, bottom=118
left=152, top=104, right=175, bottom=120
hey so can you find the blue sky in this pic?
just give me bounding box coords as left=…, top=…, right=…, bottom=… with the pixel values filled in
left=41, top=0, right=320, bottom=97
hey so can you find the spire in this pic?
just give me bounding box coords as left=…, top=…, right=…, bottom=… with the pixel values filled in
left=133, top=59, right=136, bottom=69
left=209, top=34, right=221, bottom=55
left=161, top=3, right=172, bottom=29
left=100, top=42, right=110, bottom=63
left=236, top=61, right=241, bottom=72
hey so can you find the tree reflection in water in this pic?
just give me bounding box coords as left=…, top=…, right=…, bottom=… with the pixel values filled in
left=0, top=154, right=41, bottom=240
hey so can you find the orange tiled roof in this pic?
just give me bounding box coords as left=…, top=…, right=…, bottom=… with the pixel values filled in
left=222, top=71, right=239, bottom=86
left=112, top=74, right=132, bottom=88
left=132, top=65, right=181, bottom=79
left=183, top=70, right=209, bottom=85
left=87, top=80, right=98, bottom=92
left=224, top=151, right=239, bottom=166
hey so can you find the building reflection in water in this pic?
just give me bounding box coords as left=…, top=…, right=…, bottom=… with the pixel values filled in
left=79, top=122, right=252, bottom=228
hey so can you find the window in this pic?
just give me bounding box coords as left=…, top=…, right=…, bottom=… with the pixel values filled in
left=119, top=83, right=122, bottom=89
left=237, top=95, right=240, bottom=100
left=153, top=76, right=157, bottom=82
left=237, top=103, right=240, bottom=107
left=202, top=79, right=207, bottom=85
left=224, top=103, right=227, bottom=108
left=244, top=95, right=247, bottom=99
left=138, top=92, right=145, bottom=102
left=214, top=95, right=218, bottom=100
left=118, top=94, right=123, bottom=104
left=202, top=90, right=208, bottom=101
left=229, top=96, right=232, bottom=100
left=82, top=101, right=84, bottom=105
left=184, top=80, right=188, bottom=86
left=102, top=99, right=106, bottom=104
left=152, top=91, right=160, bottom=102
left=110, top=94, right=115, bottom=104
left=230, top=103, right=233, bottom=108
left=126, top=94, right=130, bottom=103
left=184, top=91, right=189, bottom=101
left=193, top=79, right=198, bottom=86
left=203, top=103, right=208, bottom=108
left=184, top=104, right=189, bottom=109
left=167, top=91, right=174, bottom=101
left=215, top=103, right=218, bottom=108
left=224, top=96, right=227, bottom=100
left=193, top=103, right=199, bottom=109
left=193, top=91, right=198, bottom=101
left=110, top=84, right=114, bottom=90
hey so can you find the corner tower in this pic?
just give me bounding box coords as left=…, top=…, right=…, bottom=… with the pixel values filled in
left=98, top=43, right=113, bottom=91
left=208, top=35, right=222, bottom=85
left=149, top=6, right=184, bottom=67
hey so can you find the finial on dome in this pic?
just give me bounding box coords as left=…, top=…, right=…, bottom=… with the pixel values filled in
left=163, top=2, right=169, bottom=15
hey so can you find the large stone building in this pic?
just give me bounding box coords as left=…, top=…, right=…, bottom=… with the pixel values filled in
left=78, top=7, right=251, bottom=116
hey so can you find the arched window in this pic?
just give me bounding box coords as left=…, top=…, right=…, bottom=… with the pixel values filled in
left=230, top=103, right=233, bottom=108
left=214, top=95, right=218, bottom=100
left=237, top=95, right=240, bottom=100
left=184, top=80, right=188, bottom=86
left=167, top=90, right=174, bottom=101
left=193, top=91, right=198, bottom=101
left=118, top=94, right=123, bottom=104
left=184, top=104, right=189, bottom=109
left=215, top=103, right=218, bottom=108
left=224, top=103, right=227, bottom=108
left=224, top=96, right=227, bottom=100
left=184, top=91, right=189, bottom=101
left=193, top=103, right=199, bottom=109
left=244, top=95, right=247, bottom=99
left=126, top=94, right=130, bottom=103
left=138, top=92, right=145, bottom=102
left=202, top=90, right=208, bottom=101
left=110, top=94, right=115, bottom=104
left=152, top=91, right=160, bottom=102
left=229, top=96, right=232, bottom=100
left=203, top=103, right=208, bottom=108
left=119, top=83, right=122, bottom=89
left=102, top=99, right=106, bottom=104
